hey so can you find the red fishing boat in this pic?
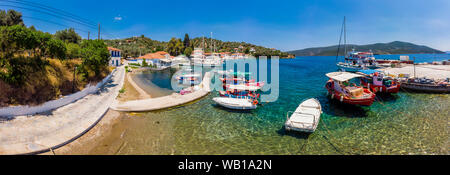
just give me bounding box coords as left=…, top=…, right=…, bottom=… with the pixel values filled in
left=325, top=72, right=376, bottom=106
left=357, top=70, right=400, bottom=94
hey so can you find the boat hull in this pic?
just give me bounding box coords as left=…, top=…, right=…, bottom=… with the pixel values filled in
left=336, top=64, right=363, bottom=72
left=325, top=81, right=376, bottom=106
left=400, top=83, right=450, bottom=93
left=213, top=97, right=257, bottom=110
left=361, top=81, right=401, bottom=94
left=285, top=98, right=322, bottom=133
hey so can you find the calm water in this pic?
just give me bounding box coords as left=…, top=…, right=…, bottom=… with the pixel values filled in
left=92, top=54, right=449, bottom=155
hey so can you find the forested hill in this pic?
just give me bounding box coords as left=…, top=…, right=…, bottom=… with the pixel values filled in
left=288, top=41, right=444, bottom=56
left=104, top=35, right=294, bottom=58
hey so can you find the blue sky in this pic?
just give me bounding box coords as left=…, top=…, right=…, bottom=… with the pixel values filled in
left=1, top=0, right=449, bottom=51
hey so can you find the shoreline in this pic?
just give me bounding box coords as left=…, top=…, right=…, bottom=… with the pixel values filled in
left=111, top=72, right=212, bottom=112
left=118, top=71, right=152, bottom=101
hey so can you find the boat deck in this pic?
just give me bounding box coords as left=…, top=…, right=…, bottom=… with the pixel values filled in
left=111, top=72, right=212, bottom=112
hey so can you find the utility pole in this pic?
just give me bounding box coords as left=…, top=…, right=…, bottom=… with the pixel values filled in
left=98, top=23, right=100, bottom=40
left=88, top=31, right=90, bottom=40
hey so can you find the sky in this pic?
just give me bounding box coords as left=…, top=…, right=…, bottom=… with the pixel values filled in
left=1, top=0, right=449, bottom=51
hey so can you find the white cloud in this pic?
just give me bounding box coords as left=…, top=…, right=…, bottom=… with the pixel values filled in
left=114, top=16, right=123, bottom=21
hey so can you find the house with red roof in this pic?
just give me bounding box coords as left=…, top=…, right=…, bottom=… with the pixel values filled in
left=108, top=47, right=122, bottom=67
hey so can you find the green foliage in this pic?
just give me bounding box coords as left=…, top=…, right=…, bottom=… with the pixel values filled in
left=167, top=37, right=184, bottom=56
left=119, top=88, right=125, bottom=93
left=0, top=9, right=24, bottom=26
left=0, top=25, right=67, bottom=60
left=54, top=28, right=82, bottom=44
left=128, top=63, right=141, bottom=67
left=46, top=39, right=66, bottom=60
left=183, top=33, right=190, bottom=48
left=79, top=40, right=109, bottom=77
left=142, top=59, right=149, bottom=67
left=0, top=56, right=46, bottom=85
left=184, top=47, right=193, bottom=57
left=0, top=25, right=34, bottom=57
left=66, top=42, right=81, bottom=59
left=104, top=36, right=166, bottom=58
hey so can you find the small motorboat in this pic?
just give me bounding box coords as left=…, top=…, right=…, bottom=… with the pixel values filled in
left=399, top=77, right=450, bottom=93
left=357, top=70, right=400, bottom=94
left=325, top=72, right=376, bottom=106
left=213, top=97, right=258, bottom=110
left=285, top=98, right=322, bottom=133
left=180, top=86, right=200, bottom=95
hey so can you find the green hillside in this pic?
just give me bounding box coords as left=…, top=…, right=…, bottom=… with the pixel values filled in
left=288, top=41, right=444, bottom=56
left=104, top=35, right=293, bottom=58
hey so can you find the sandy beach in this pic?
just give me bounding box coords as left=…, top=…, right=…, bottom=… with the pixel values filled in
left=117, top=71, right=152, bottom=102
left=44, top=71, right=154, bottom=155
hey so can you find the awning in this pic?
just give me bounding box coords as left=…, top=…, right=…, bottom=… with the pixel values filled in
left=326, top=72, right=363, bottom=82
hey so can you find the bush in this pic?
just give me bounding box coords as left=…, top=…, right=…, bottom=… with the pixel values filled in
left=66, top=42, right=81, bottom=59
left=79, top=40, right=109, bottom=80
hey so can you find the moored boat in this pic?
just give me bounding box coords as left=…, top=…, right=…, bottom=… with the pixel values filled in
left=285, top=98, right=322, bottom=133
left=325, top=72, right=376, bottom=106
left=213, top=97, right=258, bottom=110
left=399, top=78, right=450, bottom=93
left=334, top=17, right=379, bottom=72
left=357, top=70, right=400, bottom=94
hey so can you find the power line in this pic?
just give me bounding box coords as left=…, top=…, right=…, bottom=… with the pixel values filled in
left=0, top=1, right=122, bottom=40
left=0, top=4, right=97, bottom=29
left=22, top=16, right=91, bottom=34
left=0, top=0, right=97, bottom=26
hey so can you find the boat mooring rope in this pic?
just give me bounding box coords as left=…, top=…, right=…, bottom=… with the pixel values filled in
left=318, top=119, right=355, bottom=155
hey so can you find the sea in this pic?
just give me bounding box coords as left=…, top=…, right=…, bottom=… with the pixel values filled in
left=87, top=54, right=449, bottom=155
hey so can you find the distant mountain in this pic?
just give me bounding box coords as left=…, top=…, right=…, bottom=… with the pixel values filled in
left=288, top=41, right=444, bottom=56
left=446, top=51, right=450, bottom=54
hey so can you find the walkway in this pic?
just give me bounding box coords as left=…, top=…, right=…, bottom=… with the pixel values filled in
left=110, top=72, right=212, bottom=112
left=0, top=66, right=125, bottom=155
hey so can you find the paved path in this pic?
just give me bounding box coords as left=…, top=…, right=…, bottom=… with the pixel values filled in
left=111, top=72, right=212, bottom=112
left=0, top=66, right=125, bottom=155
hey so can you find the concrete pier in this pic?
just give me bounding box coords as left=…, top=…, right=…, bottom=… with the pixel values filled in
left=378, top=65, right=450, bottom=80
left=110, top=72, right=212, bottom=112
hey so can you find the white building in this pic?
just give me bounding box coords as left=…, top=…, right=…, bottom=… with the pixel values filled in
left=108, top=47, right=122, bottom=67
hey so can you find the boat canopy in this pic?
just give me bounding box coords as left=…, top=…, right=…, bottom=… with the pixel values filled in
left=357, top=69, right=381, bottom=75
left=226, top=84, right=260, bottom=91
left=326, top=72, right=363, bottom=82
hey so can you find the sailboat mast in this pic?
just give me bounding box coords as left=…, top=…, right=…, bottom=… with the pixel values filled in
left=344, top=16, right=347, bottom=59
left=336, top=16, right=345, bottom=63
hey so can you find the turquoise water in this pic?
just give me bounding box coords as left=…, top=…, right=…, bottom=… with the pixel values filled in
left=94, top=54, right=449, bottom=155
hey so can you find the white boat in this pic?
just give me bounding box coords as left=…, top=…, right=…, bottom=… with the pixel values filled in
left=285, top=98, right=322, bottom=133
left=335, top=17, right=379, bottom=72
left=213, top=97, right=257, bottom=110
